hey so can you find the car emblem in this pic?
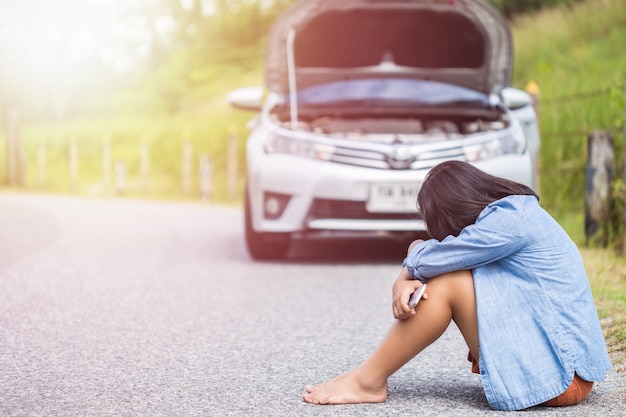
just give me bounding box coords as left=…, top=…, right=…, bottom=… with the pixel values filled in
left=387, top=146, right=414, bottom=169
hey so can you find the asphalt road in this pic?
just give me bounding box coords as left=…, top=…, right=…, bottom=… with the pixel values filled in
left=0, top=193, right=623, bottom=417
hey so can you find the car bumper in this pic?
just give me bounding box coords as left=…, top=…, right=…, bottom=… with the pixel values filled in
left=248, top=152, right=535, bottom=237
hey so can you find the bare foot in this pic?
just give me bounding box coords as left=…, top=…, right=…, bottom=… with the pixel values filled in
left=302, top=368, right=388, bottom=405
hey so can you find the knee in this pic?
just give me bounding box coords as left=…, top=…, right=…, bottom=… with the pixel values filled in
left=425, top=270, right=474, bottom=296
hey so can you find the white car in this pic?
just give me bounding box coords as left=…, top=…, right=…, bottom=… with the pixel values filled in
left=228, top=0, right=540, bottom=260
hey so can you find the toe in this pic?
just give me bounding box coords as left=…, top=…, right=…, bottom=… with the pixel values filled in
left=302, top=393, right=318, bottom=404
left=305, top=385, right=318, bottom=393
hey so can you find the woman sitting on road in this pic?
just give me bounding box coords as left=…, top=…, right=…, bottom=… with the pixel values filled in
left=302, top=160, right=611, bottom=411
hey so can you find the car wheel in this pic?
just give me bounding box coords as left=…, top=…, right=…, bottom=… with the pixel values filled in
left=244, top=187, right=290, bottom=260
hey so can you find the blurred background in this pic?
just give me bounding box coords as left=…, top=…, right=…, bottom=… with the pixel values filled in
left=0, top=0, right=624, bottom=244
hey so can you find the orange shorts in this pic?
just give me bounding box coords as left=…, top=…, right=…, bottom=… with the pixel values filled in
left=468, top=352, right=593, bottom=407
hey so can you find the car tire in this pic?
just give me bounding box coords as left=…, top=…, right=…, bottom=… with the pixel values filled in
left=244, top=186, right=290, bottom=260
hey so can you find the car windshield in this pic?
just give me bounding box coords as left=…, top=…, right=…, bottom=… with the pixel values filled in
left=287, top=79, right=489, bottom=109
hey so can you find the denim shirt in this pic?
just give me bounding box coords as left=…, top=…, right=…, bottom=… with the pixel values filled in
left=403, top=195, right=612, bottom=411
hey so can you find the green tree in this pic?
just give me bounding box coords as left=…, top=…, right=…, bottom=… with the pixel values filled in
left=487, top=0, right=586, bottom=18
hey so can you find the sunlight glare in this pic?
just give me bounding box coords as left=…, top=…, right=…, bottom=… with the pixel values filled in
left=0, top=0, right=164, bottom=93
left=1, top=0, right=102, bottom=82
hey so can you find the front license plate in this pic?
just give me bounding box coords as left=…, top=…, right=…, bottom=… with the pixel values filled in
left=366, top=183, right=421, bottom=213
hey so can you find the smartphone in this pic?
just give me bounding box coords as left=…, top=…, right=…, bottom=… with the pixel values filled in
left=408, top=284, right=427, bottom=309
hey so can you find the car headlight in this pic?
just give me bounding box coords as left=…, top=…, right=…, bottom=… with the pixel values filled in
left=264, top=134, right=335, bottom=161
left=463, top=126, right=526, bottom=162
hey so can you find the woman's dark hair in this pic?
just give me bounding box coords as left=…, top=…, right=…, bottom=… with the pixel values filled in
left=417, top=161, right=538, bottom=241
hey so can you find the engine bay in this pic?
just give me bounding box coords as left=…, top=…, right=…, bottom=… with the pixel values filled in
left=269, top=111, right=509, bottom=144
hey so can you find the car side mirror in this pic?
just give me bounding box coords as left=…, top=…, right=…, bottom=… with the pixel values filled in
left=226, top=87, right=264, bottom=111
left=501, top=87, right=533, bottom=110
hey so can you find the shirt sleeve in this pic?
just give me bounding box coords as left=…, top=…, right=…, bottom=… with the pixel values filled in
left=404, top=203, right=527, bottom=281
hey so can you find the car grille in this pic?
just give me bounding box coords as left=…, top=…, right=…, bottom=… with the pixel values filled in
left=308, top=198, right=420, bottom=221
left=329, top=143, right=466, bottom=170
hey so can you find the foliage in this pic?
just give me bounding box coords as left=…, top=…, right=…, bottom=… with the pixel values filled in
left=2, top=0, right=626, bottom=215
left=511, top=0, right=626, bottom=246
left=487, top=0, right=587, bottom=18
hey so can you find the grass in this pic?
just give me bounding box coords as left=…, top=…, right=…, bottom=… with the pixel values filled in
left=581, top=248, right=626, bottom=370
left=19, top=99, right=255, bottom=203
left=511, top=0, right=626, bottom=218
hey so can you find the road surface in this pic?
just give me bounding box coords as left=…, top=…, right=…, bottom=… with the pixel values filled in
left=0, top=193, right=623, bottom=416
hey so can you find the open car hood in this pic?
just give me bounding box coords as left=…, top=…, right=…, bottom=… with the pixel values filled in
left=265, top=0, right=512, bottom=96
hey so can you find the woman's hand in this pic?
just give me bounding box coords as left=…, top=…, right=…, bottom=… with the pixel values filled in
left=392, top=267, right=428, bottom=320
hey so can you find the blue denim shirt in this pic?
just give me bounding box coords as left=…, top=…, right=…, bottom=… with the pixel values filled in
left=403, top=195, right=612, bottom=411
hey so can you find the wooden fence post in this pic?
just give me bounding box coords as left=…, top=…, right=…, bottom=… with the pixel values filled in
left=115, top=160, right=126, bottom=195
left=102, top=138, right=111, bottom=194
left=585, top=130, right=614, bottom=247
left=199, top=154, right=212, bottom=202
left=623, top=73, right=626, bottom=254
left=38, top=143, right=46, bottom=189
left=140, top=140, right=150, bottom=192
left=4, top=108, right=25, bottom=186
left=182, top=137, right=193, bottom=196
left=69, top=140, right=78, bottom=192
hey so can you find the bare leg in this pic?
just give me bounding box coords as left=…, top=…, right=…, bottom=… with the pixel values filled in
left=303, top=270, right=478, bottom=405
